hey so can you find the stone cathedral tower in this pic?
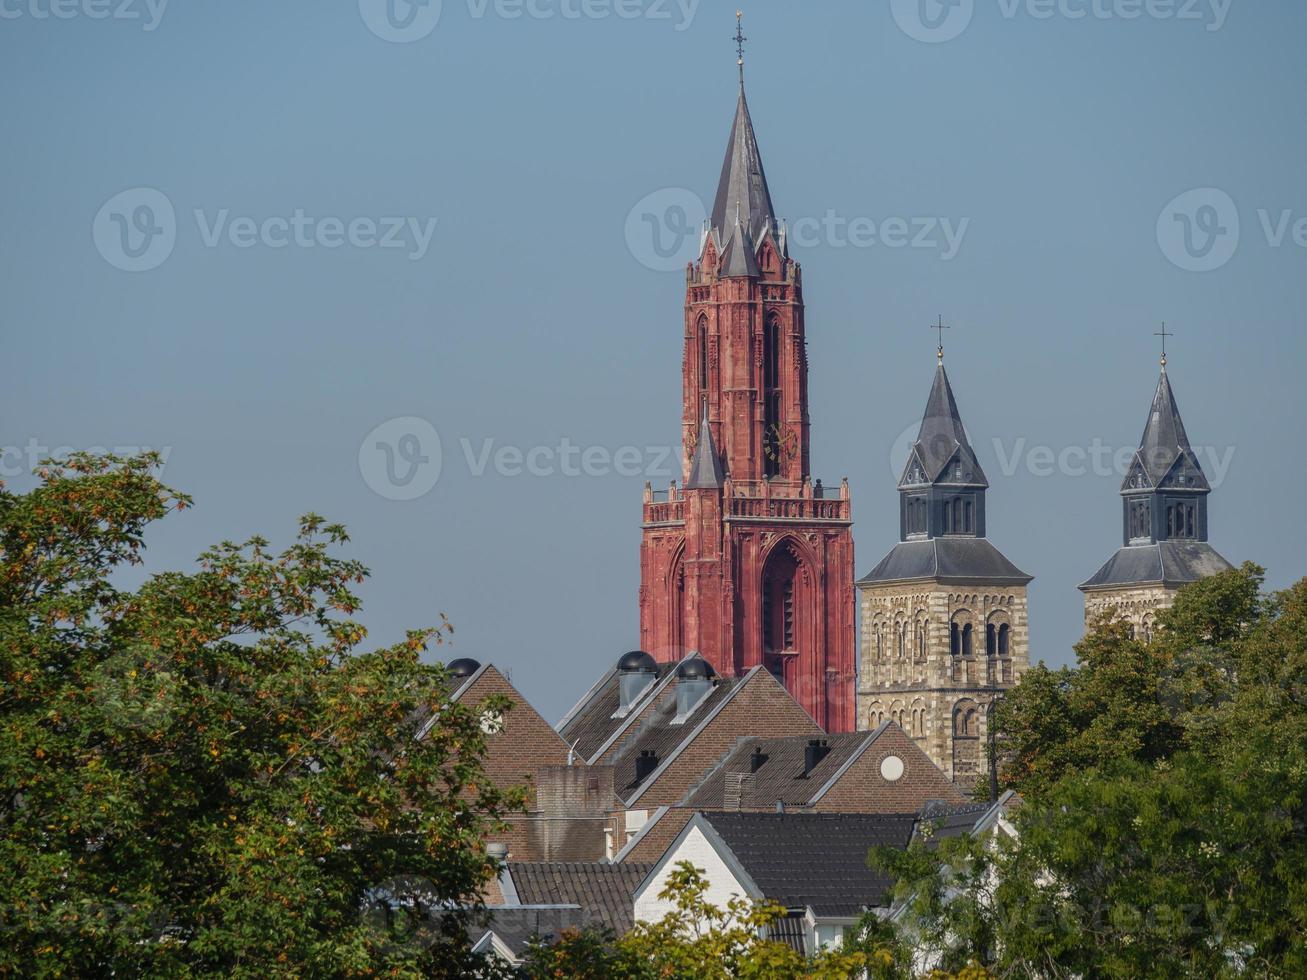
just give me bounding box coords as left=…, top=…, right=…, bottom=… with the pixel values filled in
left=856, top=351, right=1032, bottom=782
left=1080, top=354, right=1232, bottom=636
left=638, top=66, right=856, bottom=733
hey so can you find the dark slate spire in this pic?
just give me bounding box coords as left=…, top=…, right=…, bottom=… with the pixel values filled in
left=899, top=364, right=988, bottom=490
left=710, top=87, right=776, bottom=248
left=1081, top=360, right=1231, bottom=592
left=1124, top=367, right=1209, bottom=491
left=719, top=205, right=760, bottom=278
left=686, top=405, right=725, bottom=490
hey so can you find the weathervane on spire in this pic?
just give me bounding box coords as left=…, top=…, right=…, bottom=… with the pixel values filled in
left=733, top=11, right=747, bottom=86
left=932, top=315, right=950, bottom=363
left=1155, top=322, right=1173, bottom=369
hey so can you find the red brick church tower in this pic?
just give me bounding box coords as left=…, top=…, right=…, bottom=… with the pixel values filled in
left=638, top=51, right=856, bottom=732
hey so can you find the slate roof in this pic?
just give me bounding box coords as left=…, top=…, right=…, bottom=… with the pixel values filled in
left=1080, top=540, right=1233, bottom=591
left=681, top=732, right=877, bottom=809
left=900, top=364, right=987, bottom=490
left=914, top=799, right=995, bottom=843
left=1127, top=368, right=1209, bottom=491
left=859, top=538, right=1033, bottom=586
left=686, top=407, right=726, bottom=490
left=701, top=812, right=917, bottom=916
left=507, top=862, right=652, bottom=936
left=467, top=905, right=583, bottom=959
left=710, top=87, right=776, bottom=245
left=556, top=661, right=677, bottom=763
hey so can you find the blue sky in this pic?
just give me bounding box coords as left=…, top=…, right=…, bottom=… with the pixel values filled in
left=3, top=0, right=1303, bottom=722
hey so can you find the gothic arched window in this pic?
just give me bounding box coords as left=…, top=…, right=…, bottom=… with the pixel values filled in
left=697, top=316, right=709, bottom=392
left=762, top=314, right=782, bottom=478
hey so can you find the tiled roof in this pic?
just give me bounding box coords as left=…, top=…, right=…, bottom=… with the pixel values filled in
left=507, top=862, right=653, bottom=936
left=914, top=799, right=995, bottom=843
left=467, top=905, right=583, bottom=958
left=702, top=812, right=917, bottom=916
left=681, top=732, right=875, bottom=809
left=556, top=662, right=675, bottom=763
left=609, top=675, right=748, bottom=802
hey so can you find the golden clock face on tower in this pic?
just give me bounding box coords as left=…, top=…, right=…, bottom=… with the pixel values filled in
left=763, top=422, right=798, bottom=462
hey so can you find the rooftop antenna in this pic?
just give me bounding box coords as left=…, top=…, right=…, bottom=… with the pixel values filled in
left=932, top=315, right=950, bottom=364
left=733, top=10, right=747, bottom=88
left=1155, top=322, right=1173, bottom=370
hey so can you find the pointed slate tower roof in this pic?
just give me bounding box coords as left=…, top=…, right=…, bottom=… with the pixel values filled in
left=899, top=364, right=988, bottom=489
left=710, top=87, right=776, bottom=247
left=719, top=206, right=761, bottom=278
left=685, top=406, right=725, bottom=490
left=1125, top=367, right=1210, bottom=491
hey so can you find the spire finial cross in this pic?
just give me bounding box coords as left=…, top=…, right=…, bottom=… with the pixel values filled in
left=733, top=11, right=747, bottom=86
left=931, top=315, right=950, bottom=363
left=1155, top=322, right=1173, bottom=369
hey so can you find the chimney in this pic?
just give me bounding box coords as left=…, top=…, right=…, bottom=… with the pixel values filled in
left=634, top=750, right=659, bottom=784
left=802, top=739, right=830, bottom=778
left=749, top=747, right=769, bottom=773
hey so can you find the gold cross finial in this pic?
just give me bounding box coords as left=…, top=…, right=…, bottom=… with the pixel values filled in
left=932, top=315, right=950, bottom=363
left=1155, top=322, right=1173, bottom=369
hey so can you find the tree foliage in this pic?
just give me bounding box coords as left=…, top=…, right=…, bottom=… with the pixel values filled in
left=519, top=862, right=877, bottom=979
left=874, top=564, right=1307, bottom=978
left=0, top=454, right=523, bottom=977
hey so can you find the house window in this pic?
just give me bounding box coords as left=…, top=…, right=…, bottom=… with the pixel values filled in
left=986, top=623, right=997, bottom=658
left=950, top=622, right=961, bottom=657
left=964, top=499, right=974, bottom=533
left=962, top=623, right=974, bottom=658
left=998, top=623, right=1010, bottom=657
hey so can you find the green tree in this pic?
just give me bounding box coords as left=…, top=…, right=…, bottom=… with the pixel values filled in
left=520, top=862, right=877, bottom=979
left=878, top=565, right=1307, bottom=978
left=0, top=454, right=523, bottom=977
